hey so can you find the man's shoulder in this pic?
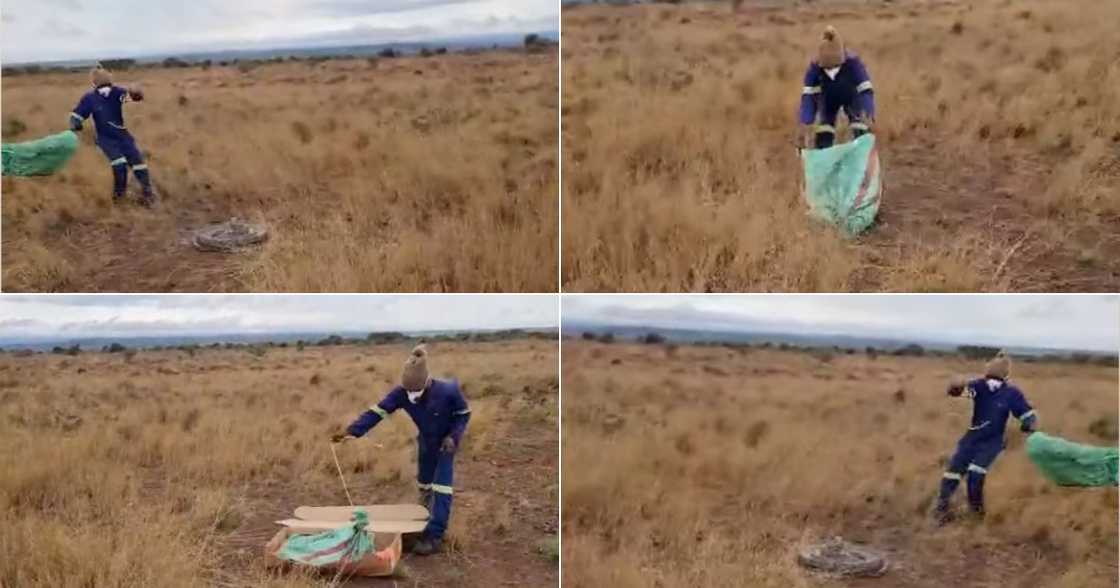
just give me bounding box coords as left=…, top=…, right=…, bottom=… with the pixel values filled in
left=432, top=378, right=460, bottom=391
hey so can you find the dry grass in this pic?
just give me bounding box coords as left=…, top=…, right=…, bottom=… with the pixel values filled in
left=0, top=338, right=559, bottom=587
left=562, top=341, right=1118, bottom=587
left=1, top=50, right=558, bottom=292
left=561, top=0, right=1120, bottom=292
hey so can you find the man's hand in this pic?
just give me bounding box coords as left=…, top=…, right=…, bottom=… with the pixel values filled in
left=440, top=436, right=456, bottom=454
left=796, top=124, right=813, bottom=149
left=330, top=430, right=352, bottom=444
left=127, top=83, right=145, bottom=101
left=946, top=375, right=967, bottom=397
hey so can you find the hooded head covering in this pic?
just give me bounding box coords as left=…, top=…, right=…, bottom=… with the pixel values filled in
left=984, top=351, right=1011, bottom=380
left=401, top=344, right=430, bottom=392
left=818, top=26, right=846, bottom=69
left=90, top=65, right=113, bottom=88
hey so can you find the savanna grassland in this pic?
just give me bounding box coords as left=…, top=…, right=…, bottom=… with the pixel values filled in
left=1, top=49, right=558, bottom=293
left=562, top=340, right=1119, bottom=587
left=0, top=337, right=559, bottom=587
left=561, top=0, right=1120, bottom=292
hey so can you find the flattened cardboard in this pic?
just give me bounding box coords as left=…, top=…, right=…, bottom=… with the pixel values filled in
left=293, top=504, right=429, bottom=522
left=277, top=518, right=428, bottom=535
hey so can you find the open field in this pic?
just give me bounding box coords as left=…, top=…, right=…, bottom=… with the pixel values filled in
left=561, top=0, right=1120, bottom=292
left=1, top=49, right=558, bottom=292
left=0, top=338, right=558, bottom=587
left=562, top=341, right=1119, bottom=587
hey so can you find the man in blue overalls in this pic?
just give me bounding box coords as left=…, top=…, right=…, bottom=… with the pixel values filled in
left=332, top=345, right=470, bottom=555
left=69, top=65, right=156, bottom=206
left=934, top=352, right=1037, bottom=525
left=798, top=26, right=877, bottom=149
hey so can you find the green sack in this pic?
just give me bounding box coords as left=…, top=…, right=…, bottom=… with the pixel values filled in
left=800, top=133, right=882, bottom=236
left=1026, top=432, right=1119, bottom=487
left=1, top=130, right=80, bottom=177
left=276, top=509, right=374, bottom=567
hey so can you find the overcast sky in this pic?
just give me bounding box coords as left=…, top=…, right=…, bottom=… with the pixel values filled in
left=0, top=295, right=557, bottom=341
left=564, top=295, right=1120, bottom=352
left=0, top=0, right=557, bottom=63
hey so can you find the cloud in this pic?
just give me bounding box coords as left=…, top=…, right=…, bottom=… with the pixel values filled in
left=1, top=14, right=15, bottom=24
left=0, top=295, right=558, bottom=341
left=563, top=295, right=1120, bottom=352
left=40, top=17, right=88, bottom=37
left=40, top=0, right=81, bottom=8
left=2, top=0, right=558, bottom=63
left=309, top=0, right=477, bottom=17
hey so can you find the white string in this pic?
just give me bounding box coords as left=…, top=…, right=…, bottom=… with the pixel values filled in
left=330, top=442, right=354, bottom=507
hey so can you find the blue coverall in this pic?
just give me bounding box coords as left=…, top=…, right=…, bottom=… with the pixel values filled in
left=798, top=52, right=877, bottom=149
left=347, top=378, right=470, bottom=540
left=70, top=84, right=153, bottom=199
left=937, top=377, right=1037, bottom=515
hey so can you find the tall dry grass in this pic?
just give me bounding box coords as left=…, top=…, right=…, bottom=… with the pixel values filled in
left=0, top=338, right=558, bottom=587
left=1, top=50, right=558, bottom=292
left=562, top=341, right=1118, bottom=587
left=561, top=0, right=1120, bottom=292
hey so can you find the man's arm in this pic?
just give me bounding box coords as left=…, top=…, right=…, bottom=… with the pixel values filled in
left=1010, top=391, right=1038, bottom=433
left=345, top=389, right=403, bottom=438
left=799, top=64, right=821, bottom=126
left=69, top=94, right=91, bottom=131
left=849, top=56, right=876, bottom=122
left=447, top=382, right=470, bottom=447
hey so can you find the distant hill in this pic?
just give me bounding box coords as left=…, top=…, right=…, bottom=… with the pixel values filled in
left=6, top=30, right=560, bottom=68
left=561, top=321, right=1116, bottom=359
left=0, top=327, right=557, bottom=352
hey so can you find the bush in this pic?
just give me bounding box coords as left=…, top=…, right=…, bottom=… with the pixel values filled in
left=893, top=344, right=925, bottom=357
left=597, top=332, right=615, bottom=344
left=958, top=345, right=1001, bottom=360
left=640, top=333, right=666, bottom=344
left=581, top=332, right=596, bottom=341
left=2, top=117, right=28, bottom=138
left=100, top=59, right=136, bottom=71
left=105, top=342, right=127, bottom=353
left=162, top=57, right=190, bottom=68
left=378, top=48, right=398, bottom=58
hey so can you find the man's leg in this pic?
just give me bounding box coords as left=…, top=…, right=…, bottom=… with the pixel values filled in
left=416, top=437, right=436, bottom=510
left=966, top=441, right=1003, bottom=517
left=814, top=101, right=841, bottom=149
left=99, top=142, right=129, bottom=201
left=415, top=448, right=454, bottom=555
left=935, top=436, right=976, bottom=522
left=123, top=139, right=155, bottom=205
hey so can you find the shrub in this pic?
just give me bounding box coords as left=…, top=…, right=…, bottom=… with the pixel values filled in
left=2, top=117, right=28, bottom=138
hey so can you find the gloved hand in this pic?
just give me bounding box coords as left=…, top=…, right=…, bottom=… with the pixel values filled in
left=440, top=436, right=456, bottom=454
left=330, top=429, right=352, bottom=444
left=946, top=375, right=967, bottom=397
left=127, top=83, right=145, bottom=101
left=796, top=124, right=814, bottom=149
left=69, top=117, right=83, bottom=132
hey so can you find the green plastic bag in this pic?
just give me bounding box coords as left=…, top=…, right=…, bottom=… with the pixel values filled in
left=800, top=133, right=882, bottom=236
left=1, top=130, right=80, bottom=177
left=1026, top=432, right=1119, bottom=487
left=276, top=509, right=375, bottom=567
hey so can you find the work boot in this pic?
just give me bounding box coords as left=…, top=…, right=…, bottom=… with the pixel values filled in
left=417, top=489, right=433, bottom=509
left=932, top=501, right=954, bottom=527
left=412, top=537, right=442, bottom=556
left=139, top=192, right=157, bottom=209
